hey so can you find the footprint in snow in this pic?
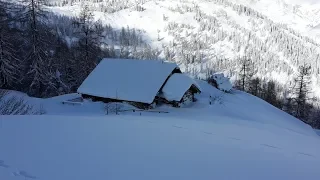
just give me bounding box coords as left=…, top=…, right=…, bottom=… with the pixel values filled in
left=298, top=152, right=314, bottom=157
left=260, top=144, right=280, bottom=149
left=12, top=170, right=37, bottom=179
left=202, top=131, right=216, bottom=135
left=172, top=125, right=184, bottom=129
left=0, top=160, right=9, bottom=168
left=228, top=137, right=241, bottom=141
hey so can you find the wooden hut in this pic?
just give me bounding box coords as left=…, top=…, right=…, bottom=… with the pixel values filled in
left=77, top=58, right=183, bottom=109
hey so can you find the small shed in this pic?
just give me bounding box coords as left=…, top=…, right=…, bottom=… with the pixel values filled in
left=159, top=73, right=201, bottom=107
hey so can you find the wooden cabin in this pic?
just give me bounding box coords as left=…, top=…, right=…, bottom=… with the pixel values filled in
left=77, top=58, right=201, bottom=109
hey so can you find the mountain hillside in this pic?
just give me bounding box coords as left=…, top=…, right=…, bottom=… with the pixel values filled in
left=45, top=0, right=320, bottom=98
left=234, top=0, right=320, bottom=38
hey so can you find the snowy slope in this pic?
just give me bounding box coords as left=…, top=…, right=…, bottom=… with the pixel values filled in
left=1, top=81, right=320, bottom=180
left=233, top=0, right=320, bottom=38
left=2, top=80, right=315, bottom=136
left=0, top=115, right=320, bottom=180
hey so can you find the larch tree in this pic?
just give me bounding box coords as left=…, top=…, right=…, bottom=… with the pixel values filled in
left=0, top=1, right=21, bottom=88
left=21, top=0, right=55, bottom=96
left=248, top=77, right=261, bottom=97
left=263, top=81, right=281, bottom=108
left=292, top=64, right=312, bottom=121
left=72, top=3, right=103, bottom=86
left=238, top=57, right=254, bottom=91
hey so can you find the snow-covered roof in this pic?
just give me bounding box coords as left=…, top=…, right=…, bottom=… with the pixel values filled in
left=161, top=74, right=201, bottom=101
left=77, top=58, right=179, bottom=104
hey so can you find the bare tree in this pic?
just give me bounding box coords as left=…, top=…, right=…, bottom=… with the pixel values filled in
left=0, top=1, right=21, bottom=88
left=0, top=90, right=40, bottom=115
left=263, top=81, right=281, bottom=108
left=311, top=106, right=320, bottom=129
left=292, top=64, right=312, bottom=121
left=248, top=77, right=261, bottom=96
left=238, top=57, right=254, bottom=91
left=72, top=3, right=104, bottom=85
left=21, top=0, right=55, bottom=96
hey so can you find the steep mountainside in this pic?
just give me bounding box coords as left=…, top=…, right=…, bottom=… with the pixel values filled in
left=45, top=0, right=320, bottom=97
left=234, top=0, right=320, bottom=38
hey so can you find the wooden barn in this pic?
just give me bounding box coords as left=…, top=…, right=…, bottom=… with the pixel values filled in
left=77, top=58, right=201, bottom=109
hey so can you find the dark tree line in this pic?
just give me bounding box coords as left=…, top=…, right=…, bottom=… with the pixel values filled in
left=0, top=0, right=101, bottom=96
left=233, top=60, right=320, bottom=129
left=0, top=0, right=158, bottom=97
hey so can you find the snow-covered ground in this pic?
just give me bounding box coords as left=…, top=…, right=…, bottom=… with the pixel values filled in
left=233, top=0, right=320, bottom=38
left=1, top=80, right=320, bottom=180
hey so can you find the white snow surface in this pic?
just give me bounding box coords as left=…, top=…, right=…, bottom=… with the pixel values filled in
left=161, top=73, right=200, bottom=101
left=77, top=58, right=179, bottom=104
left=233, top=0, right=320, bottom=38
left=1, top=81, right=320, bottom=180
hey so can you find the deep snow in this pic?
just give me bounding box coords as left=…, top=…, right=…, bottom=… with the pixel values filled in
left=1, top=80, right=320, bottom=180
